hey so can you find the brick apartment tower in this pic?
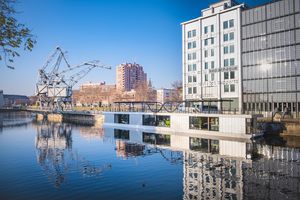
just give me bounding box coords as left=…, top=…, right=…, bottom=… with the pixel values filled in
left=116, top=63, right=147, bottom=91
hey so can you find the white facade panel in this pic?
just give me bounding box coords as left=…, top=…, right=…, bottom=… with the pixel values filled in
left=182, top=1, right=243, bottom=112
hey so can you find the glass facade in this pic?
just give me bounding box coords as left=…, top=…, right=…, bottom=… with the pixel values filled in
left=241, top=0, right=300, bottom=113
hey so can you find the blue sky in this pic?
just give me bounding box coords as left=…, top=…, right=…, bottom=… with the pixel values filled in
left=0, top=0, right=269, bottom=95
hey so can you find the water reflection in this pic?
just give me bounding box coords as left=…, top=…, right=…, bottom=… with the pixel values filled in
left=0, top=115, right=299, bottom=199
left=0, top=111, right=33, bottom=131
left=34, top=121, right=111, bottom=187
left=104, top=127, right=300, bottom=199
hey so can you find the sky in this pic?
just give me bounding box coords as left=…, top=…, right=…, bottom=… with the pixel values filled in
left=0, top=0, right=269, bottom=96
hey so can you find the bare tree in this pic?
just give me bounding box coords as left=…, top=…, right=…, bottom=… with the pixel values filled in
left=170, top=80, right=183, bottom=101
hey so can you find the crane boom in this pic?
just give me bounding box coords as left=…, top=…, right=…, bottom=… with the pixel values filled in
left=36, top=47, right=111, bottom=111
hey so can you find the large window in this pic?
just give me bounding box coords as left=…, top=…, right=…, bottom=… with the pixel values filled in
left=114, top=129, right=130, bottom=140
left=224, top=85, right=229, bottom=92
left=223, top=19, right=234, bottom=29
left=224, top=32, right=234, bottom=42
left=188, top=29, right=196, bottom=38
left=190, top=137, right=219, bottom=154
left=143, top=132, right=170, bottom=146
left=114, top=114, right=129, bottom=124
left=189, top=116, right=208, bottom=130
left=142, top=115, right=170, bottom=127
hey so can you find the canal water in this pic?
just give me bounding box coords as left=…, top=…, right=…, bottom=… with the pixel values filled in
left=0, top=112, right=299, bottom=200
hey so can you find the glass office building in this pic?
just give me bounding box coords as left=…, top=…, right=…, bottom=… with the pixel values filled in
left=241, top=0, right=300, bottom=114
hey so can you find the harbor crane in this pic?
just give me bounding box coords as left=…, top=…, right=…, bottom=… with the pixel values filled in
left=36, top=47, right=111, bottom=111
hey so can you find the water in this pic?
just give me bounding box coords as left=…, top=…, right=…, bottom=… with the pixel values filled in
left=0, top=113, right=299, bottom=200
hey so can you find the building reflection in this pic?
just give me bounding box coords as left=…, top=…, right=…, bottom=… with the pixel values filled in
left=35, top=121, right=111, bottom=187
left=115, top=140, right=145, bottom=158
left=183, top=152, right=245, bottom=200
left=79, top=126, right=104, bottom=139
left=104, top=126, right=300, bottom=199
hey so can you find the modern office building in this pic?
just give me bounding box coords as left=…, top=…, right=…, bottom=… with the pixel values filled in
left=116, top=63, right=147, bottom=92
left=182, top=0, right=300, bottom=115
left=241, top=0, right=300, bottom=114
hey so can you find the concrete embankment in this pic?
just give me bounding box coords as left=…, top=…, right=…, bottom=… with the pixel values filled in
left=36, top=112, right=104, bottom=126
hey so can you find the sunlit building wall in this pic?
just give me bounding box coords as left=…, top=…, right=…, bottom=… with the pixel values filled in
left=182, top=0, right=243, bottom=111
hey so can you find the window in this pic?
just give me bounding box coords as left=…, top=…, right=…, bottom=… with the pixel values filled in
left=211, top=37, right=214, bottom=45
left=204, top=62, right=208, bottom=69
left=224, top=19, right=234, bottom=29
left=188, top=53, right=191, bottom=60
left=192, top=41, right=196, bottom=48
left=224, top=46, right=229, bottom=54
left=188, top=41, right=196, bottom=49
left=204, top=39, right=208, bottom=46
left=188, top=30, right=196, bottom=38
left=211, top=73, right=215, bottom=81
left=193, top=76, right=197, bottom=82
left=205, top=74, right=208, bottom=81
left=192, top=29, right=196, bottom=37
left=211, top=61, right=215, bottom=68
left=192, top=52, right=196, bottom=60
left=230, top=71, right=235, bottom=79
left=188, top=64, right=192, bottom=71
left=204, top=26, right=208, bottom=34
left=224, top=72, right=229, bottom=79
left=224, top=59, right=229, bottom=67
left=189, top=117, right=209, bottom=130
left=230, top=84, right=235, bottom=92
left=229, top=19, right=234, bottom=28
left=223, top=21, right=228, bottom=29
left=188, top=87, right=192, bottom=94
left=211, top=25, right=214, bottom=32
left=143, top=115, right=170, bottom=127
left=224, top=34, right=229, bottom=42
left=204, top=50, right=208, bottom=57
left=188, top=76, right=192, bottom=83
left=224, top=85, right=229, bottom=92
left=229, top=32, right=234, bottom=40
left=224, top=33, right=234, bottom=42
left=193, top=87, right=197, bottom=93
left=230, top=58, right=235, bottom=66
left=192, top=64, right=197, bottom=71
left=229, top=45, right=234, bottom=53
left=211, top=49, right=214, bottom=56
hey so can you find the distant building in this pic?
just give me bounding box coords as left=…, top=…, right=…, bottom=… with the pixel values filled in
left=0, top=90, right=4, bottom=108
left=116, top=63, right=147, bottom=91
left=3, top=94, right=29, bottom=107
left=73, top=82, right=117, bottom=106
left=156, top=88, right=180, bottom=104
